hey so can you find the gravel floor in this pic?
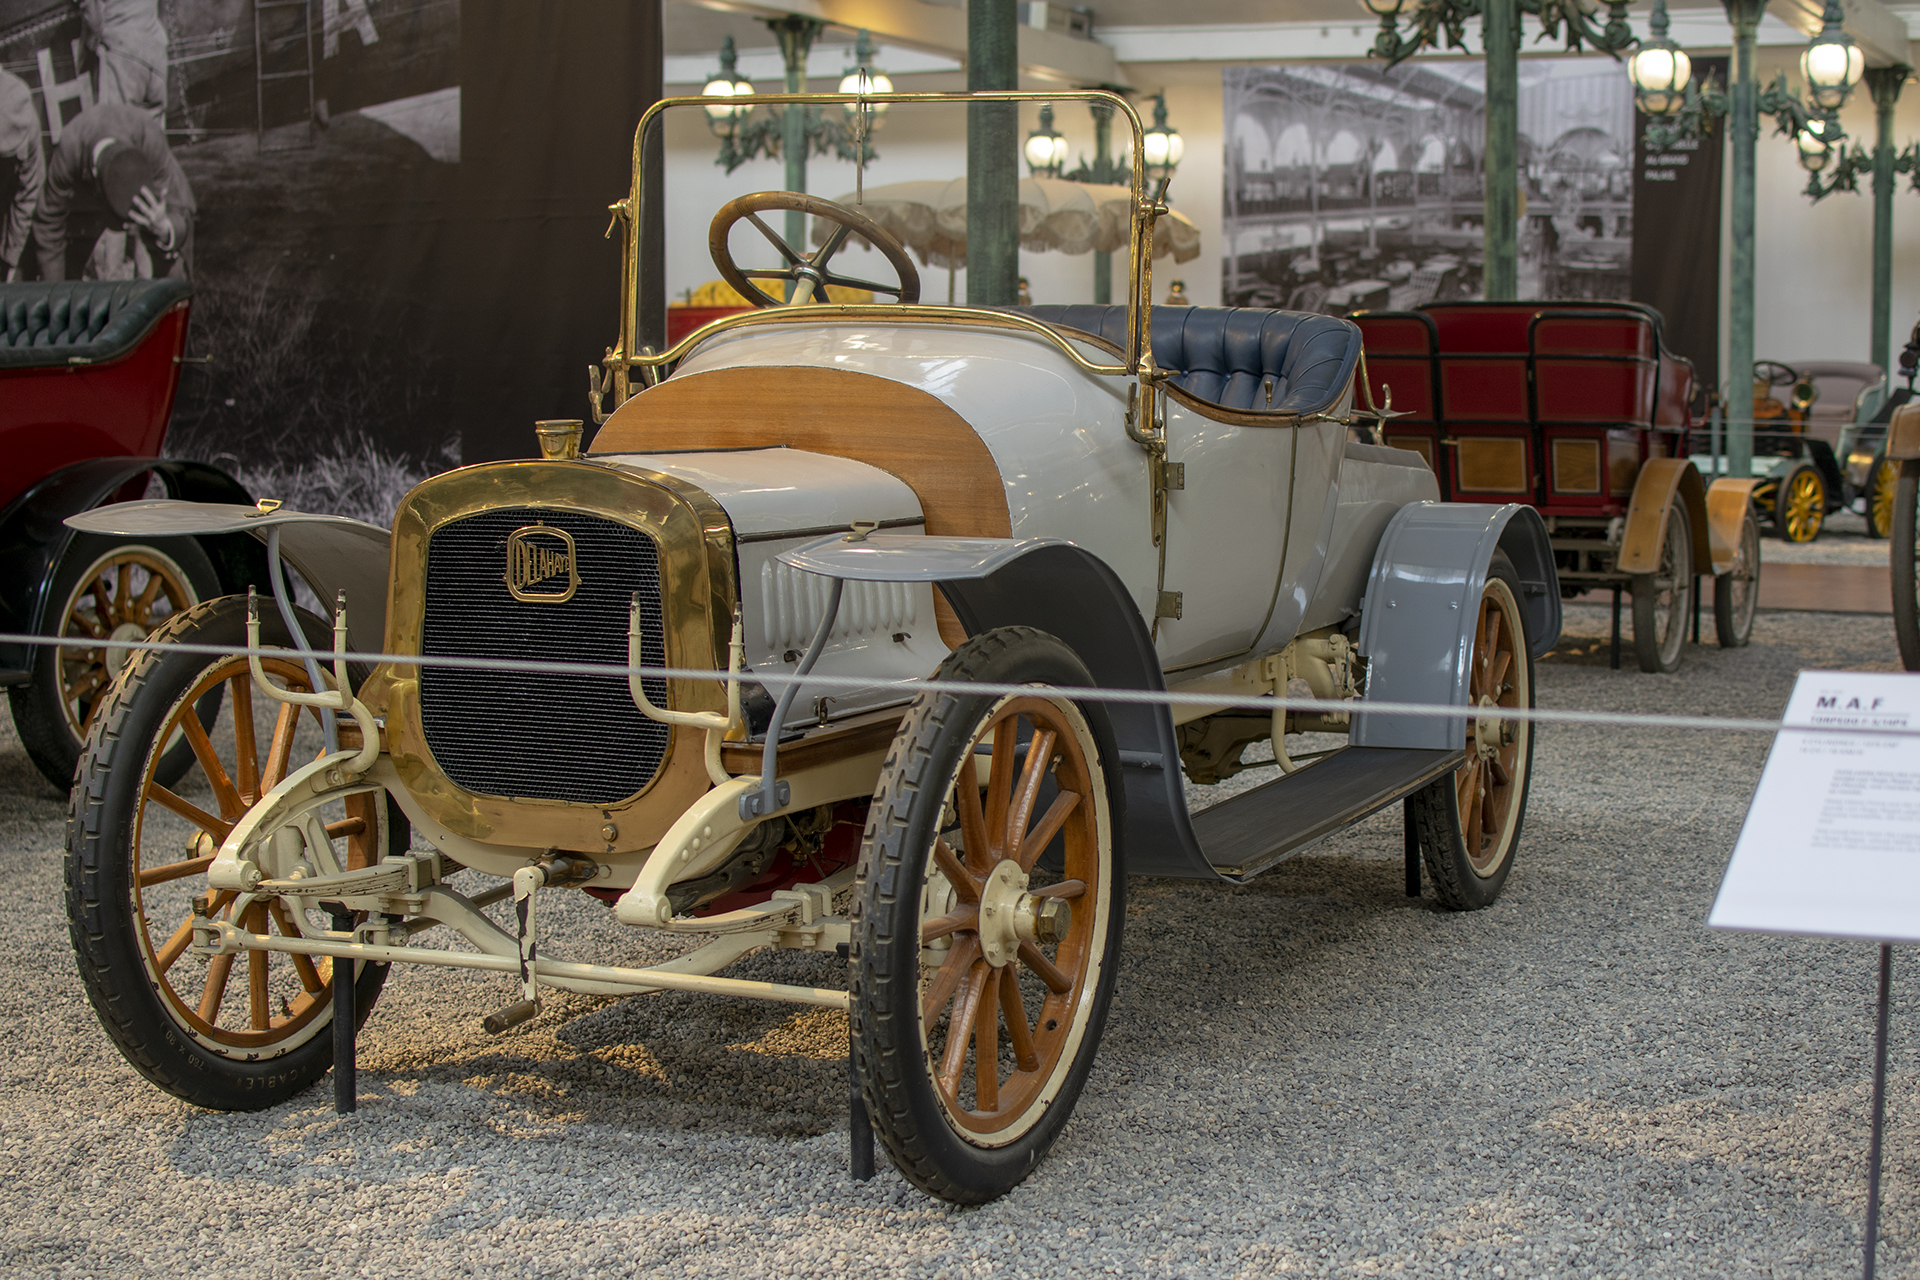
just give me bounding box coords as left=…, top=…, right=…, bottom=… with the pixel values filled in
left=3, top=606, right=1915, bottom=1278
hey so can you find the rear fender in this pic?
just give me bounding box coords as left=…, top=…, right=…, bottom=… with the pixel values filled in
left=1704, top=478, right=1764, bottom=575
left=779, top=534, right=1224, bottom=881
left=1351, top=502, right=1558, bottom=752
left=63, top=500, right=390, bottom=655
left=1617, top=457, right=1711, bottom=576
left=0, top=458, right=258, bottom=675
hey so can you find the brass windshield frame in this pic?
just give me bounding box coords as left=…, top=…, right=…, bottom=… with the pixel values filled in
left=610, top=89, right=1160, bottom=404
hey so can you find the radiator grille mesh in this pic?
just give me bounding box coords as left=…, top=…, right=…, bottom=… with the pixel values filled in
left=419, top=507, right=672, bottom=805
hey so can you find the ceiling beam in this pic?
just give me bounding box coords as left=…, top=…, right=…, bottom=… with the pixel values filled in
left=687, top=0, right=1125, bottom=84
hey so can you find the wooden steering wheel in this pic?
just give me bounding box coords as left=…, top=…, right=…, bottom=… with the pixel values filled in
left=709, top=191, right=921, bottom=308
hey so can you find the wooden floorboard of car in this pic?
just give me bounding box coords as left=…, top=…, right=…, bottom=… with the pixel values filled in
left=1194, top=746, right=1462, bottom=881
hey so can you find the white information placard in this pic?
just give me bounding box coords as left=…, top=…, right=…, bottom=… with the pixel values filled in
left=1711, top=671, right=1920, bottom=942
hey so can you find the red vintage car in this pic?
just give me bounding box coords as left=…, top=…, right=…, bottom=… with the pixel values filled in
left=1353, top=301, right=1762, bottom=673
left=0, top=279, right=257, bottom=786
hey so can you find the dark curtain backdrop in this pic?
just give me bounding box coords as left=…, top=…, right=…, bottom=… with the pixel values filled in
left=1630, top=56, right=1726, bottom=400
left=447, top=0, right=663, bottom=461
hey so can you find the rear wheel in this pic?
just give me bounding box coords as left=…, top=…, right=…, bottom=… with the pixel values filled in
left=1772, top=463, right=1826, bottom=543
left=1894, top=460, right=1920, bottom=670
left=1713, top=502, right=1761, bottom=648
left=66, top=595, right=399, bottom=1110
left=851, top=627, right=1121, bottom=1204
left=1631, top=504, right=1694, bottom=673
left=11, top=534, right=220, bottom=789
left=1413, top=556, right=1534, bottom=910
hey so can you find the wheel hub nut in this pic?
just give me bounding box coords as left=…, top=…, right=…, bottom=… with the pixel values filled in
left=1026, top=896, right=1070, bottom=945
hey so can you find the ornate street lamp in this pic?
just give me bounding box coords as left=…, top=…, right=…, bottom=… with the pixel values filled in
left=1024, top=104, right=1069, bottom=178
left=702, top=36, right=756, bottom=139
left=1140, top=95, right=1185, bottom=186
left=1628, top=0, right=1691, bottom=118
left=838, top=27, right=892, bottom=151
left=1801, top=0, right=1866, bottom=112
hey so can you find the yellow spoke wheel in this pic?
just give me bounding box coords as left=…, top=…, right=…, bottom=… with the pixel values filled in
left=1774, top=464, right=1826, bottom=543
left=1870, top=458, right=1899, bottom=540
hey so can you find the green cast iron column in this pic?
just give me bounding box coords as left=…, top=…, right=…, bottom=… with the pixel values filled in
left=968, top=0, right=1019, bottom=305
left=1481, top=0, right=1519, bottom=300
left=770, top=17, right=823, bottom=267
left=1726, top=0, right=1763, bottom=477
left=1091, top=99, right=1113, bottom=304
left=1867, top=66, right=1909, bottom=376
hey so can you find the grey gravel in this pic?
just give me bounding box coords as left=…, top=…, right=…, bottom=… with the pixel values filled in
left=2, top=605, right=1915, bottom=1278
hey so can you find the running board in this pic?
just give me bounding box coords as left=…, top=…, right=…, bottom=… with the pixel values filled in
left=1195, top=747, right=1462, bottom=881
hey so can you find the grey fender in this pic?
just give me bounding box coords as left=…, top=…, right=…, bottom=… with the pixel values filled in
left=65, top=500, right=391, bottom=654
left=779, top=533, right=1223, bottom=881
left=1351, top=502, right=1559, bottom=752
left=0, top=458, right=260, bottom=676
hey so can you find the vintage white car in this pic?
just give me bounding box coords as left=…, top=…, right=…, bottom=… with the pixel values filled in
left=63, top=91, right=1561, bottom=1204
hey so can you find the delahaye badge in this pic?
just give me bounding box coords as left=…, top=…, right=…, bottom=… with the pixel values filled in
left=504, top=524, right=580, bottom=602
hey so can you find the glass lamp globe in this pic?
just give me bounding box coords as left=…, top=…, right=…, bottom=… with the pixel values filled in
left=1801, top=35, right=1864, bottom=110
left=1797, top=119, right=1833, bottom=171
left=1024, top=104, right=1069, bottom=177
left=1356, top=0, right=1405, bottom=18
left=839, top=67, right=894, bottom=118
left=1142, top=96, right=1184, bottom=183
left=1629, top=41, right=1692, bottom=116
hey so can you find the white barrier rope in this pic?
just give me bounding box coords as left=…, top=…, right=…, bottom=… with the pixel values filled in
left=0, top=628, right=1863, bottom=738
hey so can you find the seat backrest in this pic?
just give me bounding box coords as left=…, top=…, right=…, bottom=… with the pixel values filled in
left=1019, top=304, right=1361, bottom=417
left=1531, top=310, right=1657, bottom=426
left=1800, top=360, right=1885, bottom=426
left=1349, top=311, right=1439, bottom=424
left=1421, top=302, right=1534, bottom=422
left=0, top=279, right=193, bottom=369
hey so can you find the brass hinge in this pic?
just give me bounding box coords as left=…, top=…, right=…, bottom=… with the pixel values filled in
left=1163, top=461, right=1185, bottom=491
left=1155, top=590, right=1183, bottom=620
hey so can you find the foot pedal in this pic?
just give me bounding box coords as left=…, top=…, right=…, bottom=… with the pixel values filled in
left=483, top=997, right=541, bottom=1035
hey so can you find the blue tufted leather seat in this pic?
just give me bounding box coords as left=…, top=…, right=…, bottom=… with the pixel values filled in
left=0, top=279, right=192, bottom=370
left=1017, top=304, right=1362, bottom=416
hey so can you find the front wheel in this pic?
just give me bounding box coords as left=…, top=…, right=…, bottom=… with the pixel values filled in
left=1412, top=554, right=1535, bottom=910
left=1894, top=460, right=1920, bottom=670
left=1868, top=457, right=1900, bottom=539
left=851, top=626, right=1122, bottom=1204
left=1772, top=463, right=1826, bottom=543
left=1713, top=502, right=1761, bottom=648
left=66, top=595, right=400, bottom=1110
left=1631, top=502, right=1694, bottom=674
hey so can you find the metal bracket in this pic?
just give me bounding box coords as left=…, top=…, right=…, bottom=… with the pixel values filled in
left=1156, top=590, right=1184, bottom=620
left=740, top=576, right=843, bottom=822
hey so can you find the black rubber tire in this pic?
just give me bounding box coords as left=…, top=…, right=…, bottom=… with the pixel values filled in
left=66, top=594, right=397, bottom=1111
left=1412, top=553, right=1535, bottom=911
left=1894, top=459, right=1920, bottom=671
left=11, top=532, right=222, bottom=790
left=1630, top=504, right=1694, bottom=674
left=1713, top=502, right=1761, bottom=649
left=850, top=626, right=1123, bottom=1205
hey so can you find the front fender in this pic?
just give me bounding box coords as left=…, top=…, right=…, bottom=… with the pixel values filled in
left=1617, top=457, right=1711, bottom=576
left=64, top=500, right=390, bottom=655
left=0, top=457, right=257, bottom=674
left=1352, top=502, right=1558, bottom=752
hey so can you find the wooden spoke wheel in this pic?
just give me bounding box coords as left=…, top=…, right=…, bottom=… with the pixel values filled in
left=1630, top=502, right=1695, bottom=674
left=1869, top=457, right=1900, bottom=540
left=1894, top=459, right=1920, bottom=670
left=852, top=627, right=1120, bottom=1204
left=1713, top=501, right=1761, bottom=649
left=1773, top=463, right=1826, bottom=543
left=709, top=191, right=921, bottom=308
left=1412, top=555, right=1535, bottom=910
left=10, top=534, right=219, bottom=789
left=65, top=596, right=399, bottom=1110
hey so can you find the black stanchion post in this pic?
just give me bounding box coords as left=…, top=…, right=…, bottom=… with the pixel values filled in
left=1610, top=586, right=1623, bottom=670
left=1864, top=942, right=1894, bottom=1280
left=331, top=909, right=357, bottom=1114
left=1404, top=799, right=1421, bottom=898
left=849, top=1048, right=875, bottom=1181
left=1692, top=576, right=1702, bottom=644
